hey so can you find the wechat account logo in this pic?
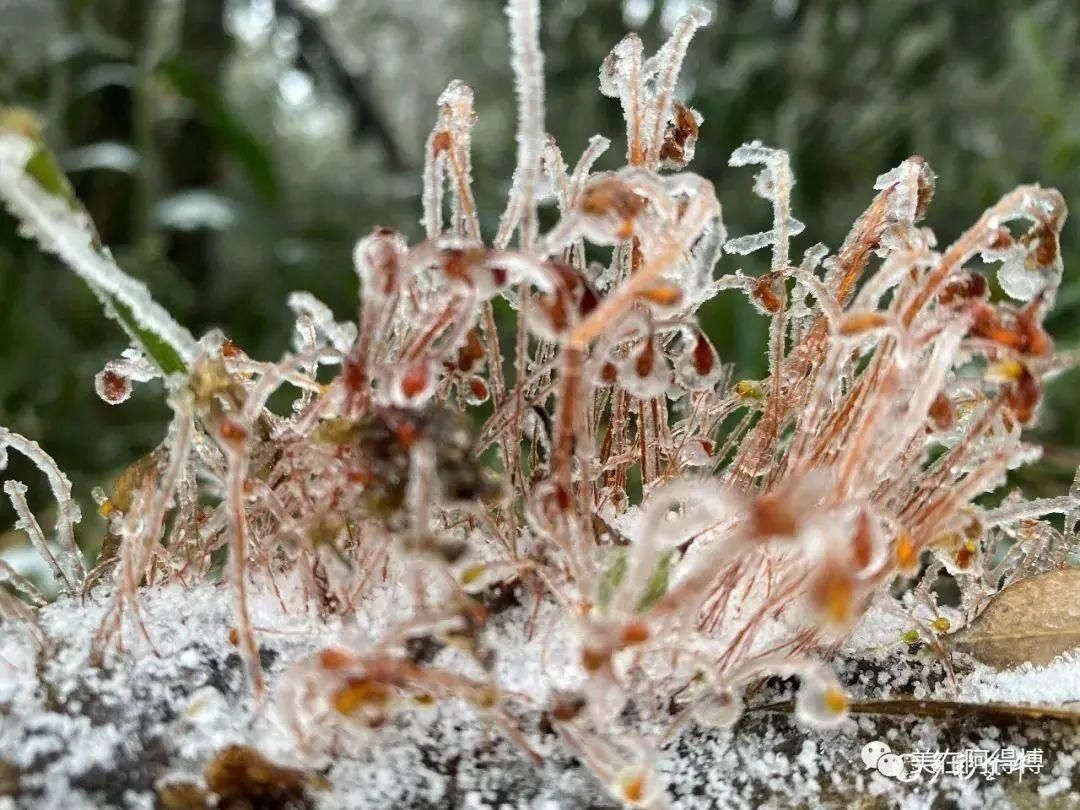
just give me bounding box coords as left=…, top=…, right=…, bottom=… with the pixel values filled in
left=861, top=741, right=917, bottom=782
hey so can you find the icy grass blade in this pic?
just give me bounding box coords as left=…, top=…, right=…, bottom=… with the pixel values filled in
left=0, top=427, right=85, bottom=594
left=0, top=126, right=197, bottom=376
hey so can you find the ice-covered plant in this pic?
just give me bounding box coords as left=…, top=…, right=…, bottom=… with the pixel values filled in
left=0, top=2, right=1076, bottom=806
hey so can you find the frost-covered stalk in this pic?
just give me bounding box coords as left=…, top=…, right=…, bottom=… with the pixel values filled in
left=499, top=0, right=545, bottom=251
left=0, top=428, right=85, bottom=593
left=224, top=434, right=265, bottom=698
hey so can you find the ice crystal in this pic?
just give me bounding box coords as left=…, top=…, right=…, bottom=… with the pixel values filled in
left=0, top=2, right=1077, bottom=808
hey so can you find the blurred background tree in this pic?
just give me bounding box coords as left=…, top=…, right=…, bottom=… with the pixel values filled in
left=2, top=0, right=1080, bottom=537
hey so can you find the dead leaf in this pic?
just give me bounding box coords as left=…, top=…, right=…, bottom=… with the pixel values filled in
left=947, top=567, right=1080, bottom=669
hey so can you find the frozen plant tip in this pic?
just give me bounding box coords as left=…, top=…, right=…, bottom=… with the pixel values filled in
left=0, top=2, right=1077, bottom=806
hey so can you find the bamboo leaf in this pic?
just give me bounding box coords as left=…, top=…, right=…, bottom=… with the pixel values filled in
left=947, top=567, right=1080, bottom=669
left=0, top=110, right=197, bottom=377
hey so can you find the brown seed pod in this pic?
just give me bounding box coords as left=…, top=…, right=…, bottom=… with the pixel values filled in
left=431, top=129, right=453, bottom=155
left=939, top=272, right=989, bottom=306
left=751, top=273, right=784, bottom=314
left=399, top=362, right=431, bottom=401
left=691, top=332, right=716, bottom=378
left=808, top=563, right=856, bottom=628
left=218, top=419, right=247, bottom=445
left=658, top=100, right=701, bottom=169
left=837, top=312, right=889, bottom=336
left=748, top=492, right=797, bottom=538
left=928, top=392, right=956, bottom=432
left=1004, top=364, right=1040, bottom=424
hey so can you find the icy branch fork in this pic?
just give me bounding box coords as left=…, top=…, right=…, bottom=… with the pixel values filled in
left=0, top=3, right=1076, bottom=808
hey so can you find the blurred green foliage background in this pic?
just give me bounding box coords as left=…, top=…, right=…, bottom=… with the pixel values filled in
left=2, top=0, right=1080, bottom=529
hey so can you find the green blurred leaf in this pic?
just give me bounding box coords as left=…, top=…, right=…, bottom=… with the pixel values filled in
left=636, top=551, right=673, bottom=613
left=597, top=548, right=628, bottom=611
left=596, top=547, right=673, bottom=613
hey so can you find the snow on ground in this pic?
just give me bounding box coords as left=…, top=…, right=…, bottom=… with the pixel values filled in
left=0, top=581, right=1078, bottom=809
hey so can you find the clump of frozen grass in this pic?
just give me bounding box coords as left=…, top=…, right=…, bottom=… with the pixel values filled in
left=0, top=3, right=1076, bottom=806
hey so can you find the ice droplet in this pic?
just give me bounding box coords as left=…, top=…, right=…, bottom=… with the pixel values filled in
left=694, top=689, right=742, bottom=728
left=997, top=252, right=1052, bottom=301
left=795, top=667, right=849, bottom=728
left=95, top=368, right=132, bottom=405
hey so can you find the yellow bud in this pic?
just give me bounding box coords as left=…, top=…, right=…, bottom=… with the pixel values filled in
left=735, top=380, right=764, bottom=399
left=985, top=359, right=1024, bottom=383
left=824, top=687, right=848, bottom=715
left=460, top=565, right=486, bottom=586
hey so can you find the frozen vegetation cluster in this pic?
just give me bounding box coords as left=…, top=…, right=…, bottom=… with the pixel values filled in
left=0, top=2, right=1078, bottom=807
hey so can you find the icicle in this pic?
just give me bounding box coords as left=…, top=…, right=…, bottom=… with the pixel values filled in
left=0, top=586, right=41, bottom=644
left=421, top=123, right=447, bottom=238
left=0, top=558, right=46, bottom=606
left=873, top=156, right=935, bottom=226
left=599, top=33, right=646, bottom=163
left=4, top=480, right=72, bottom=593
left=983, top=494, right=1078, bottom=528
left=542, top=136, right=572, bottom=213
left=1066, top=466, right=1080, bottom=542
left=353, top=227, right=407, bottom=303
left=428, top=80, right=483, bottom=241
left=569, top=135, right=612, bottom=205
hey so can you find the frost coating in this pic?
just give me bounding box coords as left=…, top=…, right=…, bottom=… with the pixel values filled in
left=0, top=4, right=1075, bottom=808
left=0, top=133, right=199, bottom=374
left=0, top=428, right=85, bottom=594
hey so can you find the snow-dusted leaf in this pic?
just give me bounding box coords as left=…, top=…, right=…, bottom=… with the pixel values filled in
left=948, top=568, right=1080, bottom=669
left=0, top=127, right=197, bottom=376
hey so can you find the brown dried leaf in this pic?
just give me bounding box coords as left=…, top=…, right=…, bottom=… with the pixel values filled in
left=203, top=745, right=316, bottom=809
left=947, top=567, right=1080, bottom=669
